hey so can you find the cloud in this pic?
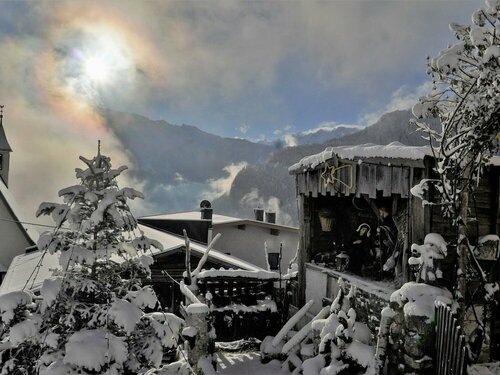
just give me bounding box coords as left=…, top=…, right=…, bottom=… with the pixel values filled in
left=358, top=81, right=433, bottom=126
left=238, top=124, right=250, bottom=135
left=301, top=122, right=364, bottom=135
left=0, top=0, right=478, bottom=222
left=0, top=33, right=136, bottom=223
left=9, top=1, right=476, bottom=111
left=283, top=134, right=298, bottom=147
left=273, top=124, right=294, bottom=137
left=200, top=162, right=248, bottom=201
left=240, top=188, right=293, bottom=226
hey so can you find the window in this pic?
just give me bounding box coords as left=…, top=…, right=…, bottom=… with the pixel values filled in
left=267, top=252, right=280, bottom=271
left=237, top=224, right=246, bottom=230
left=270, top=228, right=280, bottom=236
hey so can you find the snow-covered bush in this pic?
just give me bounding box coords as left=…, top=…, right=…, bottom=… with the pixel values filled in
left=409, top=233, right=448, bottom=283
left=0, top=150, right=185, bottom=375
left=263, top=279, right=376, bottom=375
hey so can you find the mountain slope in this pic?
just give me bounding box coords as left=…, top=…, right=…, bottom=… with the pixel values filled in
left=215, top=109, right=439, bottom=225
left=325, top=109, right=437, bottom=147
left=269, top=109, right=438, bottom=166
left=101, top=108, right=437, bottom=225
left=293, top=124, right=364, bottom=145
left=101, top=109, right=273, bottom=183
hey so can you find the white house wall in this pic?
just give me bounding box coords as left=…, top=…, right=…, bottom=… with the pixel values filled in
left=305, top=265, right=328, bottom=315
left=213, top=225, right=298, bottom=271
left=0, top=195, right=33, bottom=271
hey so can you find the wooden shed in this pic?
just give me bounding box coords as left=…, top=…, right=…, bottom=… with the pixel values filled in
left=289, top=142, right=500, bottom=308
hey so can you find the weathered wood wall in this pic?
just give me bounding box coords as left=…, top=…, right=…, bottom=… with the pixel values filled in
left=294, top=156, right=500, bottom=306
left=295, top=160, right=417, bottom=199
left=425, top=163, right=500, bottom=240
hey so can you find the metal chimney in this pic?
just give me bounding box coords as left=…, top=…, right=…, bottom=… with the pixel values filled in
left=200, top=200, right=213, bottom=244
left=254, top=208, right=264, bottom=221
left=200, top=200, right=213, bottom=220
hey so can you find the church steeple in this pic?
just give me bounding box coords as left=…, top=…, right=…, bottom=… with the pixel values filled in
left=0, top=105, right=12, bottom=187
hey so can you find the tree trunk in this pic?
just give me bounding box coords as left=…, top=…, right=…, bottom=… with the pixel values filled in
left=457, top=167, right=471, bottom=325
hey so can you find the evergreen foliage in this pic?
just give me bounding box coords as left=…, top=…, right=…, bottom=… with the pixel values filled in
left=0, top=150, right=185, bottom=375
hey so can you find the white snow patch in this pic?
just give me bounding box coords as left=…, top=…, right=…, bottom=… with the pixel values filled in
left=390, top=282, right=452, bottom=321
left=289, top=142, right=430, bottom=172
left=186, top=303, right=210, bottom=315
left=196, top=268, right=279, bottom=280
left=63, top=329, right=127, bottom=371
left=109, top=299, right=143, bottom=334
left=9, top=318, right=40, bottom=345
left=0, top=291, right=33, bottom=324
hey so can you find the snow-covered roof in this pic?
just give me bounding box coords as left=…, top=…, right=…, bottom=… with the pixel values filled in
left=141, top=211, right=242, bottom=225
left=0, top=122, right=12, bottom=152
left=0, top=224, right=265, bottom=294
left=289, top=142, right=500, bottom=173
left=0, top=250, right=60, bottom=294
left=289, top=142, right=432, bottom=173
left=140, top=211, right=298, bottom=232
left=0, top=178, right=38, bottom=244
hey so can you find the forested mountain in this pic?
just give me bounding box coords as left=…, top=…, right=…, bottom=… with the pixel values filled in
left=102, top=108, right=434, bottom=224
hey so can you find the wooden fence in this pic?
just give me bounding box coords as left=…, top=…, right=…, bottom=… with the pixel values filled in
left=435, top=302, right=468, bottom=375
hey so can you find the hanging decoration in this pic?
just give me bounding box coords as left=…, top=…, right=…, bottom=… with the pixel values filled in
left=320, top=163, right=353, bottom=191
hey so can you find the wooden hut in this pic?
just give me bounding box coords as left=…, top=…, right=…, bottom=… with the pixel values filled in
left=289, top=142, right=500, bottom=357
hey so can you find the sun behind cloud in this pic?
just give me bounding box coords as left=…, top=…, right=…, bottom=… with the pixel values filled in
left=26, top=2, right=166, bottom=134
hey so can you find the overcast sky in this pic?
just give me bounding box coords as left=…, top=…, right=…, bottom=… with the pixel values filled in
left=0, top=0, right=481, bottom=221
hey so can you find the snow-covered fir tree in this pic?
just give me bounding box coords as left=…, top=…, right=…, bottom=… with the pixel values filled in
left=0, top=148, right=184, bottom=375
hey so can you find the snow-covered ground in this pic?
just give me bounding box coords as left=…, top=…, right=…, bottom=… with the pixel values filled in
left=469, top=362, right=500, bottom=375
left=217, top=351, right=288, bottom=375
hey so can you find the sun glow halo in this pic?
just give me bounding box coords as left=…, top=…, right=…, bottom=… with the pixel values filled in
left=56, top=23, right=137, bottom=102
left=84, top=56, right=111, bottom=84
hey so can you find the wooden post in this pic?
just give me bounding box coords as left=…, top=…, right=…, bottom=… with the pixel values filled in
left=184, top=229, right=192, bottom=285
left=458, top=184, right=470, bottom=325
left=298, top=194, right=312, bottom=306
left=456, top=164, right=472, bottom=326
left=184, top=303, right=211, bottom=374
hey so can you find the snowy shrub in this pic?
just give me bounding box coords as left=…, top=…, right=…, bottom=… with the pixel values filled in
left=0, top=150, right=185, bottom=375
left=265, top=279, right=376, bottom=375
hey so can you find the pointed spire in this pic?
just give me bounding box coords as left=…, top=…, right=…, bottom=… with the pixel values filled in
left=0, top=105, right=12, bottom=152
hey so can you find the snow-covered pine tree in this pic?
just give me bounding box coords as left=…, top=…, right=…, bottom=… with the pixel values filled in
left=0, top=149, right=185, bottom=375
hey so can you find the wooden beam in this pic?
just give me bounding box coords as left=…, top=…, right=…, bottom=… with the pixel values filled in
left=298, top=194, right=311, bottom=306
left=494, top=167, right=500, bottom=234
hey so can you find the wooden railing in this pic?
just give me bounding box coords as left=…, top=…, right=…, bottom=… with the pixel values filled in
left=435, top=302, right=468, bottom=375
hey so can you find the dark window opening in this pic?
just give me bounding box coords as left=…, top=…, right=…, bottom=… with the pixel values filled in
left=237, top=224, right=246, bottom=230
left=267, top=252, right=280, bottom=270
left=270, top=228, right=280, bottom=236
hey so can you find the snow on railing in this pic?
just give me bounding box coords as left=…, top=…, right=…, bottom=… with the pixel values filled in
left=195, top=268, right=279, bottom=280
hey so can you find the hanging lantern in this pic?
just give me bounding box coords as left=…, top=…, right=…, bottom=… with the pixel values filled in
left=335, top=251, right=350, bottom=272
left=318, top=208, right=334, bottom=232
